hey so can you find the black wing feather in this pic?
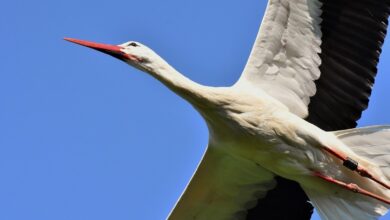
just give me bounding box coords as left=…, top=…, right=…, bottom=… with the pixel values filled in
left=306, top=0, right=390, bottom=131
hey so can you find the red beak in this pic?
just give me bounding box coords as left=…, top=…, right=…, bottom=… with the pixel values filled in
left=64, top=37, right=129, bottom=61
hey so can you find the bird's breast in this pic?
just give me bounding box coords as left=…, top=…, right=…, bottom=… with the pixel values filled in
left=205, top=103, right=328, bottom=179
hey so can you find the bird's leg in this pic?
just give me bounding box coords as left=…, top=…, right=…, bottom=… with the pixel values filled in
left=313, top=172, right=390, bottom=205
left=323, top=146, right=390, bottom=189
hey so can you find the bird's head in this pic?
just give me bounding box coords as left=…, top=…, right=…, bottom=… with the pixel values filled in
left=65, top=37, right=205, bottom=104
left=64, top=38, right=162, bottom=74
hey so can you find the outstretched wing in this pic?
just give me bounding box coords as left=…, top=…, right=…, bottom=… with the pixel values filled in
left=168, top=145, right=276, bottom=220
left=236, top=0, right=390, bottom=128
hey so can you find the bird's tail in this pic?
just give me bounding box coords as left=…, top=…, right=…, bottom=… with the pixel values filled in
left=303, top=126, right=390, bottom=220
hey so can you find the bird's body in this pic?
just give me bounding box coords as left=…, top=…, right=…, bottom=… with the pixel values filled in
left=65, top=0, right=390, bottom=219
left=185, top=83, right=389, bottom=206
left=165, top=82, right=390, bottom=219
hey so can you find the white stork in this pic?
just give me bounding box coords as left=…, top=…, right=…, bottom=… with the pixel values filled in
left=65, top=0, right=390, bottom=219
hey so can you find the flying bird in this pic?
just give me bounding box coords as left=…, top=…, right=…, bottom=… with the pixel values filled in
left=65, top=0, right=390, bottom=219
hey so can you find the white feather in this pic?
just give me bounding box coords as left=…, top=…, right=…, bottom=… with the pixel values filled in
left=235, top=0, right=323, bottom=118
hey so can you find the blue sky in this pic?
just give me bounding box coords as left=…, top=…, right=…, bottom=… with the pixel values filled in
left=1, top=0, right=389, bottom=219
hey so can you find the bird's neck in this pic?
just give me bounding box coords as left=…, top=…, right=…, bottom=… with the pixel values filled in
left=147, top=61, right=210, bottom=107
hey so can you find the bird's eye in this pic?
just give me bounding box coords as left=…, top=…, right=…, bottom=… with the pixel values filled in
left=128, top=42, right=138, bottom=47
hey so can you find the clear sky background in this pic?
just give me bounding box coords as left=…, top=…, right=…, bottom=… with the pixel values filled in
left=1, top=0, right=389, bottom=219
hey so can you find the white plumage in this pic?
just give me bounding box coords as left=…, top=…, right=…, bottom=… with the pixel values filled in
left=236, top=0, right=323, bottom=118
left=65, top=0, right=390, bottom=219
